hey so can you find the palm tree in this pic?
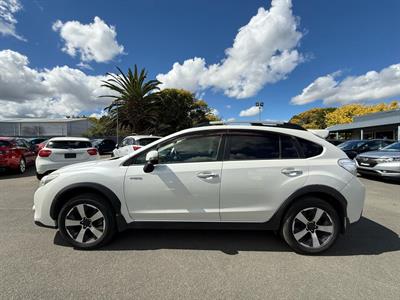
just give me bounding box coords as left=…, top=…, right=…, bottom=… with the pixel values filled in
left=101, top=65, right=161, bottom=134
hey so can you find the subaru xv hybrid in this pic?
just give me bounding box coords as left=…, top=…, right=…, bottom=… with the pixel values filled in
left=33, top=123, right=365, bottom=254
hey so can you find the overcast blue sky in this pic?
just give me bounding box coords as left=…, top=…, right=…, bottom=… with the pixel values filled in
left=0, top=0, right=399, bottom=121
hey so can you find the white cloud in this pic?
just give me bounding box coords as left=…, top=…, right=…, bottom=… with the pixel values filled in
left=157, top=0, right=303, bottom=99
left=0, top=0, right=25, bottom=41
left=52, top=16, right=124, bottom=64
left=239, top=106, right=261, bottom=117
left=291, top=64, right=400, bottom=105
left=226, top=117, right=236, bottom=122
left=210, top=108, right=219, bottom=116
left=0, top=49, right=113, bottom=118
left=226, top=105, right=232, bottom=109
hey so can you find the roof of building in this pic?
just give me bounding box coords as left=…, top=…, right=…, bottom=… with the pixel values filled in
left=327, top=109, right=400, bottom=131
left=0, top=118, right=88, bottom=123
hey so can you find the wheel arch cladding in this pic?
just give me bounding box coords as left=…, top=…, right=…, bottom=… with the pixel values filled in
left=50, top=183, right=123, bottom=229
left=276, top=185, right=348, bottom=233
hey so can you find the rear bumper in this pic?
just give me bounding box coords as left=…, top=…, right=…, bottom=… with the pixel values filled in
left=340, top=176, right=365, bottom=224
left=36, top=158, right=97, bottom=175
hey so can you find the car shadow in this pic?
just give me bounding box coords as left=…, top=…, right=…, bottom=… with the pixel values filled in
left=54, top=217, right=400, bottom=256
left=0, top=166, right=36, bottom=180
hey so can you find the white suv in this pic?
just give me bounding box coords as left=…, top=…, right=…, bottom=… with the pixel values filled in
left=36, top=137, right=99, bottom=179
left=33, top=123, right=365, bottom=254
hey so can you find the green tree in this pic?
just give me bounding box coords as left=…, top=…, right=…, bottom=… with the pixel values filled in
left=101, top=65, right=161, bottom=134
left=154, top=89, right=219, bottom=136
left=289, top=107, right=336, bottom=129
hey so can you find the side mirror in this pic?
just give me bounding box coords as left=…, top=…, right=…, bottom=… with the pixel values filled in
left=115, top=143, right=119, bottom=149
left=146, top=150, right=159, bottom=164
left=143, top=150, right=159, bottom=173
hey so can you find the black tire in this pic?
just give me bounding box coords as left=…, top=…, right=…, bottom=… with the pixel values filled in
left=281, top=197, right=340, bottom=254
left=17, top=158, right=26, bottom=174
left=58, top=193, right=116, bottom=250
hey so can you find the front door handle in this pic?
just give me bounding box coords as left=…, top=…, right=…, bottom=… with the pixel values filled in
left=197, top=172, right=219, bottom=179
left=281, top=168, right=303, bottom=177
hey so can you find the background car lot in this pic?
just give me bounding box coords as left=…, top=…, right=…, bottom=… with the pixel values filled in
left=0, top=165, right=399, bottom=299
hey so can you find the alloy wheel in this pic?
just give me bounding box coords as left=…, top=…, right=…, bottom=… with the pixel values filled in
left=291, top=207, right=335, bottom=249
left=64, top=203, right=105, bottom=244
left=19, top=159, right=26, bottom=173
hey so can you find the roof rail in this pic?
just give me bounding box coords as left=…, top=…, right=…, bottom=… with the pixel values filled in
left=194, top=121, right=306, bottom=131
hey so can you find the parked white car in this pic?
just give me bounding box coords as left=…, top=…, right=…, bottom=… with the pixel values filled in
left=33, top=123, right=365, bottom=254
left=112, top=135, right=161, bottom=157
left=35, top=137, right=99, bottom=180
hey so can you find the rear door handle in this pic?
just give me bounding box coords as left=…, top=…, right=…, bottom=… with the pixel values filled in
left=197, top=172, right=219, bottom=179
left=281, top=168, right=303, bottom=177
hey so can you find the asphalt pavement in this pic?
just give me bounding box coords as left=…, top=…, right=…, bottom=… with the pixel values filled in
left=0, top=167, right=399, bottom=299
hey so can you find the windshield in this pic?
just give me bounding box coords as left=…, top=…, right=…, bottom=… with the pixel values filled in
left=338, top=140, right=365, bottom=150
left=381, top=142, right=400, bottom=151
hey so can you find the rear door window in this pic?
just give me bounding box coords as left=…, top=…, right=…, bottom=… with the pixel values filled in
left=227, top=133, right=280, bottom=160
left=46, top=141, right=92, bottom=149
left=280, top=135, right=300, bottom=159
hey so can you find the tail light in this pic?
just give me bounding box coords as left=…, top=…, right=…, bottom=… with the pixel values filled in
left=87, top=148, right=98, bottom=155
left=38, top=149, right=52, bottom=157
left=132, top=145, right=141, bottom=151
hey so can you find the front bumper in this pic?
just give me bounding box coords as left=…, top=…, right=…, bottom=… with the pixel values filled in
left=356, top=161, right=400, bottom=178
left=33, top=186, right=57, bottom=228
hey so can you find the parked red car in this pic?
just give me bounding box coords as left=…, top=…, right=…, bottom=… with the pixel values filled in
left=0, top=137, right=36, bottom=174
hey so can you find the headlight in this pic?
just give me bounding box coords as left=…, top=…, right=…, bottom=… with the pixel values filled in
left=338, top=158, right=357, bottom=176
left=40, top=173, right=59, bottom=186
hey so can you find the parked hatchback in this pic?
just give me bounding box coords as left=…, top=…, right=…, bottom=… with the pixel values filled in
left=34, top=123, right=365, bottom=254
left=355, top=141, right=400, bottom=178
left=338, top=139, right=394, bottom=159
left=35, top=137, right=99, bottom=179
left=0, top=137, right=36, bottom=174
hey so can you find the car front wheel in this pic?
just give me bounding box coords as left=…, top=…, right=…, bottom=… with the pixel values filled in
left=281, top=197, right=340, bottom=254
left=58, top=193, right=116, bottom=250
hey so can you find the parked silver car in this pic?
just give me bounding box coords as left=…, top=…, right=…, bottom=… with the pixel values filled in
left=355, top=142, right=400, bottom=178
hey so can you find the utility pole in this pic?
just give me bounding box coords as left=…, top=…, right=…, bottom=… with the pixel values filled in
left=255, top=101, right=264, bottom=121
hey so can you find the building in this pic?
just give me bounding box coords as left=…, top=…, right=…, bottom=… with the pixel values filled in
left=0, top=118, right=92, bottom=137
left=327, top=109, right=400, bottom=140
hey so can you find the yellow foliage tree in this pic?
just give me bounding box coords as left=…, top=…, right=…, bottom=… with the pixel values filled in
left=325, top=101, right=399, bottom=127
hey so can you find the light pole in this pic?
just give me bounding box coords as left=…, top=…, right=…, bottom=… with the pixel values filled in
left=255, top=101, right=264, bottom=121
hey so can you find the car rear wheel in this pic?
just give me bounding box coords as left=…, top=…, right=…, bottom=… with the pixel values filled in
left=281, top=197, right=340, bottom=254
left=58, top=193, right=116, bottom=250
left=18, top=158, right=26, bottom=174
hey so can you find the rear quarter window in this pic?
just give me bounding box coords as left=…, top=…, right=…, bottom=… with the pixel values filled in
left=296, top=137, right=323, bottom=158
left=46, top=141, right=92, bottom=149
